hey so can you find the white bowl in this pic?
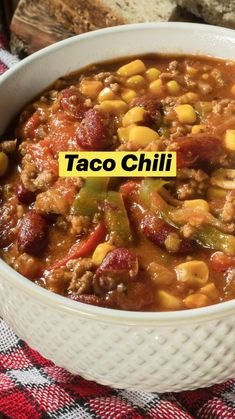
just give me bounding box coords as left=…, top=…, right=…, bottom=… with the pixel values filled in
left=0, top=23, right=235, bottom=392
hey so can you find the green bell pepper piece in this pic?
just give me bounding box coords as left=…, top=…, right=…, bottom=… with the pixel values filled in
left=104, top=191, right=132, bottom=246
left=194, top=225, right=235, bottom=256
left=139, top=179, right=168, bottom=208
left=139, top=179, right=235, bottom=255
left=72, top=177, right=109, bottom=217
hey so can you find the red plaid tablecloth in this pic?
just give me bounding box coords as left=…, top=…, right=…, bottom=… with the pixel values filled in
left=1, top=10, right=235, bottom=419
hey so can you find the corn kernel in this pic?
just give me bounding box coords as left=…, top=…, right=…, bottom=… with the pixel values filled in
left=184, top=199, right=209, bottom=212
left=117, top=125, right=134, bottom=143
left=186, top=92, right=199, bottom=102
left=200, top=283, right=219, bottom=301
left=125, top=75, right=146, bottom=89
left=184, top=293, right=211, bottom=309
left=117, top=59, right=146, bottom=77
left=201, top=73, right=209, bottom=80
left=186, top=66, right=198, bottom=76
left=145, top=67, right=161, bottom=82
left=225, top=129, right=235, bottom=151
left=80, top=80, right=103, bottom=99
left=180, top=92, right=199, bottom=104
left=231, top=84, right=235, bottom=95
left=167, top=80, right=181, bottom=95
left=175, top=260, right=209, bottom=288
left=92, top=243, right=115, bottom=266
left=191, top=124, right=206, bottom=134
left=122, top=107, right=147, bottom=127
left=129, top=126, right=159, bottom=147
left=147, top=262, right=175, bottom=286
left=175, top=104, right=197, bottom=124
left=157, top=290, right=183, bottom=310
left=164, top=233, right=181, bottom=253
left=99, top=100, right=128, bottom=115
left=121, top=88, right=137, bottom=103
left=207, top=186, right=227, bottom=200
left=149, top=79, right=163, bottom=96
left=98, top=87, right=119, bottom=102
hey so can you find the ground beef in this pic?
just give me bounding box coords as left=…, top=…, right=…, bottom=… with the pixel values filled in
left=175, top=168, right=209, bottom=200
left=66, top=258, right=94, bottom=294
left=14, top=253, right=41, bottom=279
left=159, top=60, right=179, bottom=81
left=34, top=171, right=57, bottom=191
left=35, top=189, right=70, bottom=215
left=0, top=199, right=18, bottom=247
left=69, top=215, right=91, bottom=235
left=184, top=74, right=197, bottom=89
left=20, top=155, right=38, bottom=192
left=211, top=68, right=225, bottom=88
left=45, top=268, right=72, bottom=294
left=68, top=271, right=93, bottom=295
left=94, top=71, right=111, bottom=81
left=221, top=191, right=235, bottom=223
left=0, top=139, right=17, bottom=153
left=35, top=178, right=82, bottom=215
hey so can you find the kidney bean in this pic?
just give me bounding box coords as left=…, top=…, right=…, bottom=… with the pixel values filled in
left=76, top=108, right=110, bottom=151
left=16, top=183, right=36, bottom=205
left=59, top=87, right=87, bottom=120
left=168, top=134, right=223, bottom=168
left=142, top=214, right=195, bottom=255
left=107, top=281, right=154, bottom=311
left=17, top=211, right=48, bottom=256
left=95, top=248, right=139, bottom=281
left=42, top=213, right=58, bottom=223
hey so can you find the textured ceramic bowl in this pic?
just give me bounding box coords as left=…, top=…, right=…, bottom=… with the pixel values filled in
left=0, top=23, right=235, bottom=392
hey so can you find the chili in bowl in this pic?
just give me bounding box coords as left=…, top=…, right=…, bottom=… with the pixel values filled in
left=2, top=54, right=235, bottom=311
left=0, top=23, right=235, bottom=392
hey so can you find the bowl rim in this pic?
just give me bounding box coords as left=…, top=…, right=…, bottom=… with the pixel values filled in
left=1, top=21, right=235, bottom=326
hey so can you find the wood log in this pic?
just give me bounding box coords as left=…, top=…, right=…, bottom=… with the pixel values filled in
left=10, top=0, right=74, bottom=56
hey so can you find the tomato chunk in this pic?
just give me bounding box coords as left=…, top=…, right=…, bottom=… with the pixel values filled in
left=59, top=87, right=87, bottom=120
left=27, top=140, right=58, bottom=175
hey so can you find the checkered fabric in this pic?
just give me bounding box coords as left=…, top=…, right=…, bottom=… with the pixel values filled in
left=0, top=7, right=18, bottom=72
left=1, top=8, right=235, bottom=419
left=1, top=319, right=235, bottom=419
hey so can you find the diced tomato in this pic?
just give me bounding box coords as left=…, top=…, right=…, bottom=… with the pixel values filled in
left=210, top=251, right=235, bottom=272
left=27, top=140, right=58, bottom=175
left=59, top=87, right=87, bottom=120
left=47, top=112, right=80, bottom=153
left=24, top=112, right=41, bottom=138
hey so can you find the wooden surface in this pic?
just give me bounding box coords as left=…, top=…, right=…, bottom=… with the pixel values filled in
left=10, top=0, right=74, bottom=56
left=9, top=0, right=204, bottom=57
